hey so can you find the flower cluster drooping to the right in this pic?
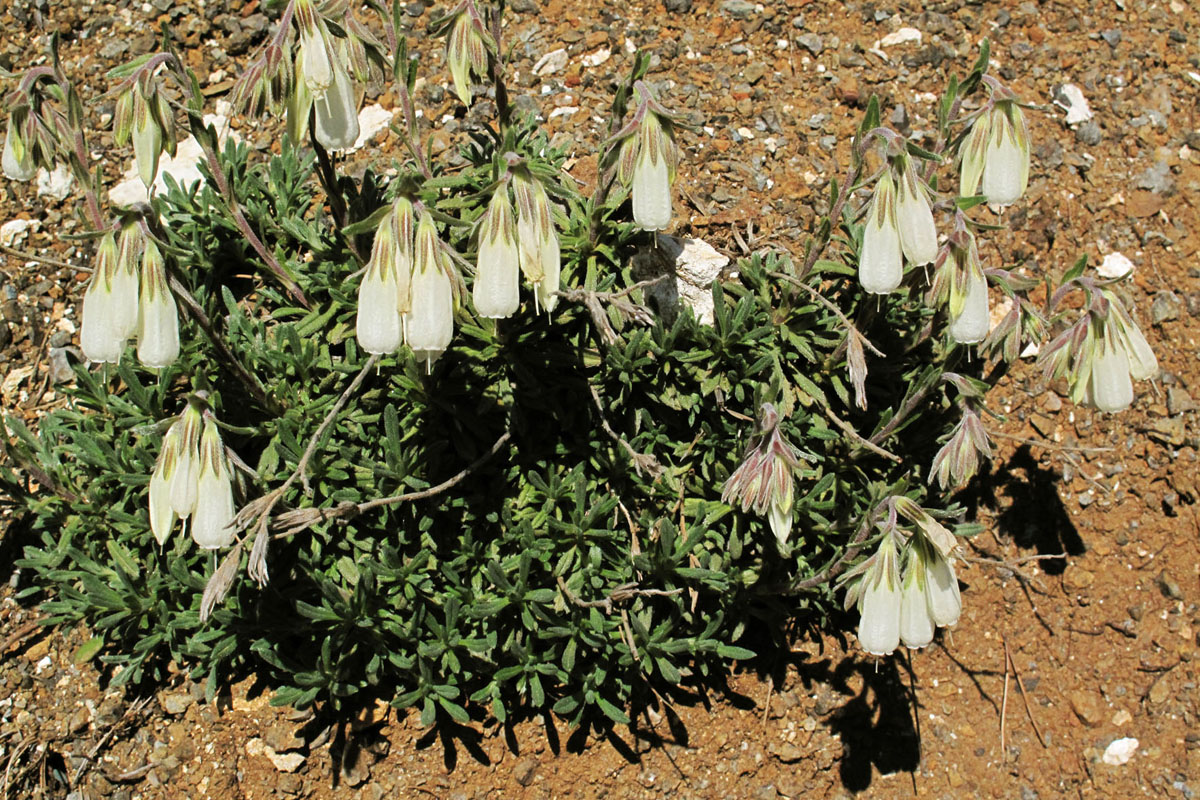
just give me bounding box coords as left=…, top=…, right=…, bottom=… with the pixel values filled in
left=149, top=399, right=237, bottom=550
left=841, top=498, right=962, bottom=656
left=958, top=78, right=1032, bottom=207
left=356, top=198, right=465, bottom=369
left=858, top=137, right=938, bottom=295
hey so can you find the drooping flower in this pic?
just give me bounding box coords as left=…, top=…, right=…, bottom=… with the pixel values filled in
left=721, top=403, right=804, bottom=547
left=148, top=428, right=180, bottom=546
left=959, top=82, right=1031, bottom=206
left=136, top=239, right=179, bottom=368
left=513, top=171, right=561, bottom=313
left=855, top=533, right=902, bottom=656
left=1106, top=291, right=1158, bottom=382
left=191, top=416, right=236, bottom=550
left=356, top=211, right=404, bottom=354
left=80, top=232, right=136, bottom=363
left=1089, top=326, right=1134, bottom=414
left=2, top=112, right=35, bottom=182
left=923, top=544, right=962, bottom=628
left=894, top=159, right=938, bottom=267
left=407, top=211, right=456, bottom=368
left=473, top=182, right=521, bottom=319
left=898, top=552, right=935, bottom=649
left=296, top=6, right=335, bottom=97
left=444, top=7, right=491, bottom=106
left=167, top=402, right=203, bottom=519
left=631, top=111, right=674, bottom=232
left=858, top=170, right=903, bottom=294
left=313, top=43, right=360, bottom=151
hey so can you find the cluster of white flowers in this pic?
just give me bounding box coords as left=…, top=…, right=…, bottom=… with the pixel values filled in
left=1087, top=296, right=1159, bottom=413
left=288, top=0, right=361, bottom=150
left=857, top=80, right=1033, bottom=347
left=149, top=401, right=237, bottom=550
left=473, top=167, right=562, bottom=318
left=356, top=198, right=467, bottom=368
left=80, top=225, right=179, bottom=367
left=847, top=499, right=962, bottom=656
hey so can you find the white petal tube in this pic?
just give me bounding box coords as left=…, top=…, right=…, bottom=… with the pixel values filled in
left=148, top=459, right=176, bottom=547
left=1119, top=320, right=1158, bottom=381
left=314, top=54, right=360, bottom=151
left=357, top=270, right=403, bottom=354
left=1090, top=340, right=1134, bottom=413
left=896, top=176, right=938, bottom=266
left=80, top=274, right=123, bottom=363
left=899, top=564, right=935, bottom=649
left=948, top=268, right=990, bottom=345
left=300, top=28, right=333, bottom=96
left=2, top=132, right=35, bottom=182
left=768, top=500, right=792, bottom=546
left=192, top=421, right=235, bottom=549
left=473, top=234, right=521, bottom=319
left=982, top=126, right=1025, bottom=206
left=537, top=231, right=561, bottom=314
left=632, top=149, right=672, bottom=232
left=859, top=192, right=903, bottom=294
left=109, top=261, right=140, bottom=342
left=408, top=217, right=455, bottom=367
left=925, top=554, right=962, bottom=628
left=857, top=569, right=901, bottom=656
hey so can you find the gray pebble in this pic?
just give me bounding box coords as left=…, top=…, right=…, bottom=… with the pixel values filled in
left=1075, top=120, right=1102, bottom=146
left=1151, top=290, right=1182, bottom=325
left=720, top=0, right=757, bottom=20
left=796, top=33, right=823, bottom=55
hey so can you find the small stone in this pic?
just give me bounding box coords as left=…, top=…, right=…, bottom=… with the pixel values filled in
left=1111, top=709, right=1133, bottom=727
left=1156, top=569, right=1184, bottom=600
left=796, top=33, right=823, bottom=55
left=877, top=27, right=922, bottom=48
left=513, top=758, right=538, bottom=787
left=1147, top=417, right=1186, bottom=446
left=1168, top=387, right=1197, bottom=415
left=1136, top=160, right=1175, bottom=195
left=1148, top=674, right=1170, bottom=705
left=36, top=165, right=74, bottom=203
left=743, top=63, right=767, bottom=84
left=1064, top=565, right=1094, bottom=590
left=1098, top=252, right=1133, bottom=278
left=48, top=347, right=76, bottom=384
left=1151, top=291, right=1182, bottom=324
left=720, top=0, right=757, bottom=20
left=769, top=742, right=805, bottom=763
left=532, top=49, right=568, bottom=77
left=264, top=722, right=305, bottom=753
left=1126, top=191, right=1164, bottom=218
left=1102, top=737, right=1138, bottom=765
left=1100, top=29, right=1122, bottom=46
left=1068, top=690, right=1104, bottom=727
left=161, top=692, right=195, bottom=716
left=664, top=0, right=693, bottom=12
left=1075, top=120, right=1103, bottom=146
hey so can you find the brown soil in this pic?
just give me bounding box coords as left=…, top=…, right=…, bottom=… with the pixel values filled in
left=2, top=0, right=1199, bottom=798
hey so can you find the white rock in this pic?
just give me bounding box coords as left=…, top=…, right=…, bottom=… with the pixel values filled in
left=876, top=27, right=922, bottom=48
left=0, top=218, right=37, bottom=247
left=635, top=235, right=730, bottom=326
left=533, top=49, right=569, bottom=76
left=581, top=47, right=611, bottom=68
left=1102, top=737, right=1138, bottom=766
left=36, top=165, right=75, bottom=203
left=1055, top=83, right=1093, bottom=125
left=109, top=114, right=241, bottom=208
left=1098, top=252, right=1134, bottom=279
left=548, top=106, right=578, bottom=120
left=245, top=737, right=306, bottom=773
left=346, top=104, right=395, bottom=153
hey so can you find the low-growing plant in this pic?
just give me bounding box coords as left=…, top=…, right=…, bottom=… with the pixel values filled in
left=0, top=1, right=1157, bottom=728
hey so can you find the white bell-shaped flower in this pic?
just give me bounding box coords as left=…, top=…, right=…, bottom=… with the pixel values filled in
left=1109, top=300, right=1158, bottom=381
left=2, top=116, right=35, bottom=182
left=980, top=103, right=1030, bottom=206
left=148, top=431, right=179, bottom=546
left=80, top=232, right=134, bottom=364
left=895, top=167, right=938, bottom=266
left=407, top=212, right=455, bottom=368
left=858, top=172, right=903, bottom=295
left=473, top=186, right=521, bottom=319
left=899, top=556, right=935, bottom=649
left=314, top=46, right=360, bottom=151
left=299, top=24, right=334, bottom=97
left=136, top=239, right=179, bottom=368
left=191, top=417, right=236, bottom=549
left=514, top=173, right=561, bottom=313
left=631, top=113, right=672, bottom=232
left=1089, top=335, right=1134, bottom=413
left=167, top=405, right=203, bottom=519
left=356, top=213, right=404, bottom=354
left=856, top=536, right=902, bottom=656
left=948, top=265, right=990, bottom=345
left=924, top=549, right=962, bottom=628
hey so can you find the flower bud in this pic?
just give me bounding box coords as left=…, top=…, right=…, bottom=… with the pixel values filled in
left=81, top=232, right=136, bottom=363
left=356, top=212, right=404, bottom=354
left=192, top=416, right=236, bottom=549
left=407, top=211, right=455, bottom=368
left=313, top=44, right=360, bottom=151
left=858, top=171, right=903, bottom=294
left=287, top=50, right=314, bottom=144
left=445, top=11, right=490, bottom=105
left=132, top=92, right=164, bottom=190
left=473, top=184, right=521, bottom=319
left=721, top=403, right=803, bottom=547
left=2, top=114, right=35, bottom=182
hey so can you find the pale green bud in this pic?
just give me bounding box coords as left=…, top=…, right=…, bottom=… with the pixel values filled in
left=2, top=114, right=35, bottom=182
